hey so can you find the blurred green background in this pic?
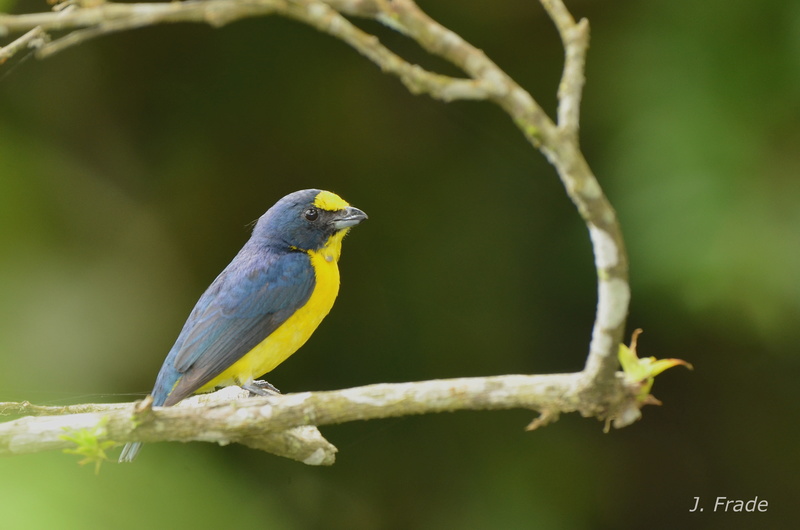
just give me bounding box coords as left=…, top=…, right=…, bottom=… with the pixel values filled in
left=1, top=0, right=799, bottom=528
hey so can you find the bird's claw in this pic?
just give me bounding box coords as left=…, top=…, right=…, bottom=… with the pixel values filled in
left=242, top=380, right=281, bottom=396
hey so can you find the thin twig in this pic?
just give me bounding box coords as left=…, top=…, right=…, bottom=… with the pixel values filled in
left=541, top=0, right=589, bottom=140
left=0, top=26, right=48, bottom=64
left=279, top=0, right=504, bottom=101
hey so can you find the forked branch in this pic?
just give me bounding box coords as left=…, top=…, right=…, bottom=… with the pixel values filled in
left=0, top=0, right=637, bottom=465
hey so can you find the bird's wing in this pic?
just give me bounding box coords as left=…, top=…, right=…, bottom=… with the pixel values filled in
left=167, top=249, right=315, bottom=400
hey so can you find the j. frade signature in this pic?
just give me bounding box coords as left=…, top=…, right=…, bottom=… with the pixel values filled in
left=690, top=496, right=768, bottom=513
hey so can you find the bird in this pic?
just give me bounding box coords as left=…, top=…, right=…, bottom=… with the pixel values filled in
left=119, top=189, right=367, bottom=462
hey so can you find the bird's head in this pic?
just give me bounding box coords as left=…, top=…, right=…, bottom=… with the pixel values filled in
left=254, top=189, right=367, bottom=251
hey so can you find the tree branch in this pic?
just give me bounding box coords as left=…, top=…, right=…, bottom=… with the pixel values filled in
left=1, top=373, right=643, bottom=465
left=1, top=387, right=338, bottom=465
left=0, top=0, right=640, bottom=463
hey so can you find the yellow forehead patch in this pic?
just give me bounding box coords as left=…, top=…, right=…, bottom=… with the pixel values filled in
left=314, top=190, right=350, bottom=211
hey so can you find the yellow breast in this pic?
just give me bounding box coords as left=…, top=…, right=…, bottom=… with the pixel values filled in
left=198, top=230, right=348, bottom=391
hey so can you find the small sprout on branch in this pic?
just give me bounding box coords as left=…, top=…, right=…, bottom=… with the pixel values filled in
left=618, top=329, right=693, bottom=405
left=59, top=417, right=117, bottom=474
left=129, top=394, right=155, bottom=429
left=525, top=409, right=560, bottom=431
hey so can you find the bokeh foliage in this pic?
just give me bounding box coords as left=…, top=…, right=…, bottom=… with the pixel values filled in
left=1, top=0, right=798, bottom=528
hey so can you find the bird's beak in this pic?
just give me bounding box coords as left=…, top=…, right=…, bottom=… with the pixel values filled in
left=332, top=206, right=368, bottom=230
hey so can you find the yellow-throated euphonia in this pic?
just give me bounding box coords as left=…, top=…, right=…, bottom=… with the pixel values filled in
left=119, top=189, right=367, bottom=462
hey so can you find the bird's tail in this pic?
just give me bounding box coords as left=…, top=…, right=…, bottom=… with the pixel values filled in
left=119, top=347, right=184, bottom=463
left=118, top=441, right=142, bottom=463
left=118, top=385, right=171, bottom=463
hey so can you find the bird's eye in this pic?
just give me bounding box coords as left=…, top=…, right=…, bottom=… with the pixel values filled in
left=304, top=208, right=319, bottom=221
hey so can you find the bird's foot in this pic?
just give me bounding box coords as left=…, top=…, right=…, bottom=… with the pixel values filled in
left=242, top=380, right=281, bottom=396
